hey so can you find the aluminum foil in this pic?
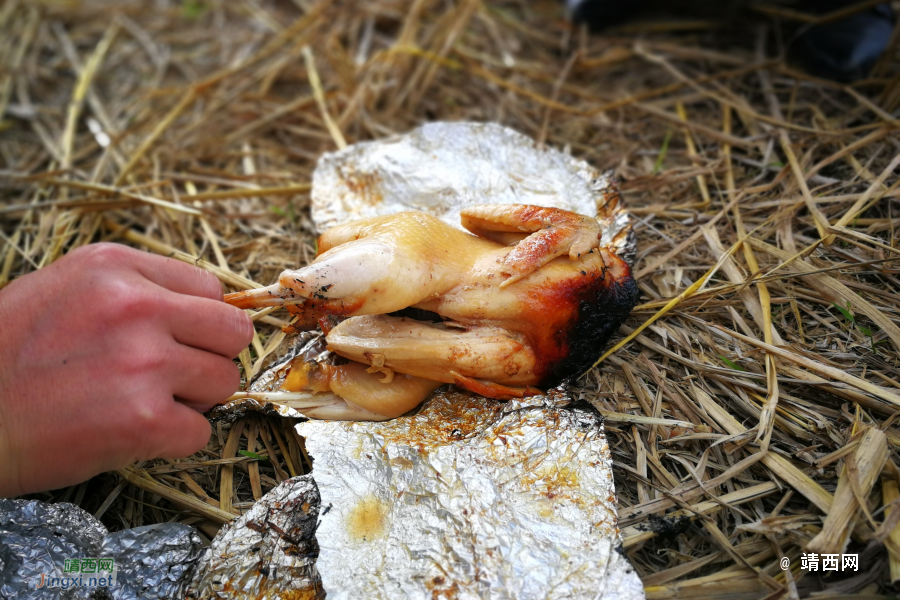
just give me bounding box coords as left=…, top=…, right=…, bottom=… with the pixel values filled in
left=100, top=524, right=202, bottom=599
left=184, top=475, right=323, bottom=599
left=0, top=499, right=201, bottom=599
left=311, top=121, right=636, bottom=265
left=296, top=389, right=645, bottom=600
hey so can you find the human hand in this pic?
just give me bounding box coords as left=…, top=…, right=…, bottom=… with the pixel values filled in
left=0, top=243, right=253, bottom=497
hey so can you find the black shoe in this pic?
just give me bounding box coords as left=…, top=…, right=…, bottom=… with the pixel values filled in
left=567, top=0, right=895, bottom=82
left=565, top=0, right=647, bottom=30
left=789, top=1, right=895, bottom=82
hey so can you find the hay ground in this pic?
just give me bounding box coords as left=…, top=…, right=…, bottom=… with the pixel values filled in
left=2, top=0, right=900, bottom=597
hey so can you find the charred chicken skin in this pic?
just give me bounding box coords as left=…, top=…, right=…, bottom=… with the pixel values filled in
left=225, top=205, right=637, bottom=420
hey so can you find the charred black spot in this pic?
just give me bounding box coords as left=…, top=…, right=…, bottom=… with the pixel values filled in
left=545, top=270, right=638, bottom=385
left=636, top=514, right=692, bottom=542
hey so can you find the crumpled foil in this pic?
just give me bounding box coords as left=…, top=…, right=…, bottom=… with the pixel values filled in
left=312, top=121, right=636, bottom=266
left=296, top=389, right=644, bottom=600
left=0, top=499, right=201, bottom=599
left=184, top=476, right=323, bottom=599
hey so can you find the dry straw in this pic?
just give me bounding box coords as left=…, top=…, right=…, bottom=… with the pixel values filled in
left=2, top=0, right=899, bottom=596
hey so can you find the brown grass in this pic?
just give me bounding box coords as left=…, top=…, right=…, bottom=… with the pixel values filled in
left=2, top=0, right=900, bottom=597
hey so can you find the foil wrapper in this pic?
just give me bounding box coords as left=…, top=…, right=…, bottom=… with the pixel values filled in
left=296, top=389, right=644, bottom=600
left=312, top=121, right=636, bottom=265
left=0, top=499, right=201, bottom=599
left=185, top=476, right=323, bottom=599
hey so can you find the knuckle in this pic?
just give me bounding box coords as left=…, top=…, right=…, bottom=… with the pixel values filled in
left=117, top=343, right=169, bottom=379
left=131, top=398, right=170, bottom=458
left=72, top=242, right=131, bottom=267
left=103, top=280, right=161, bottom=322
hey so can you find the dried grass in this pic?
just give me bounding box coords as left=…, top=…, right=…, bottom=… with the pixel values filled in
left=2, top=0, right=900, bottom=596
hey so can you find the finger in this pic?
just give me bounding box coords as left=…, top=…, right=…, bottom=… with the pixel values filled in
left=153, top=402, right=212, bottom=458
left=94, top=243, right=224, bottom=300
left=166, top=345, right=242, bottom=411
left=137, top=256, right=223, bottom=300
left=165, top=292, right=253, bottom=358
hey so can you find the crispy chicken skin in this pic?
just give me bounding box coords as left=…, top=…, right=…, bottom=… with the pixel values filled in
left=226, top=205, right=637, bottom=419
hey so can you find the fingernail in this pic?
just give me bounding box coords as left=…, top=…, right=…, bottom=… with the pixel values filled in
left=235, top=308, right=253, bottom=340
left=242, top=312, right=254, bottom=339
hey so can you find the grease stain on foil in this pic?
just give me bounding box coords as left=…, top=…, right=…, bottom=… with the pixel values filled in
left=297, top=389, right=645, bottom=600
left=346, top=496, right=390, bottom=543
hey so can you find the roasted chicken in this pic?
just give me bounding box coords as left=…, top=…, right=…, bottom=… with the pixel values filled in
left=226, top=205, right=637, bottom=420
